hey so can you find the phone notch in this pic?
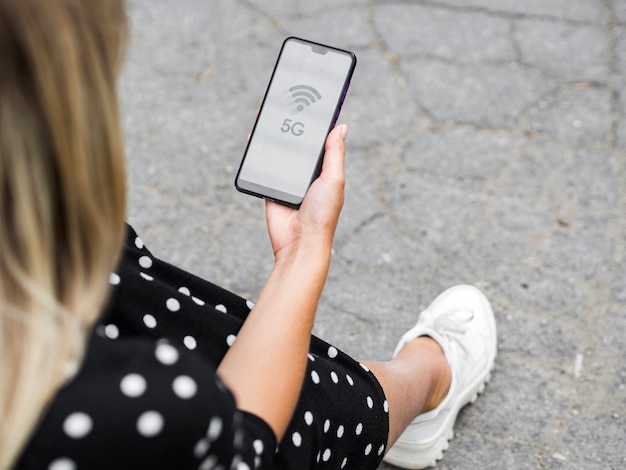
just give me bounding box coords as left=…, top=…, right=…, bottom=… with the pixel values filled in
left=311, top=44, right=329, bottom=55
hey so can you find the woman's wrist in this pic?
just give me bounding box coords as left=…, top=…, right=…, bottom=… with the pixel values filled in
left=273, top=234, right=333, bottom=272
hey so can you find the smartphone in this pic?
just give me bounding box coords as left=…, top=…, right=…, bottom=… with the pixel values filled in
left=235, top=37, right=357, bottom=208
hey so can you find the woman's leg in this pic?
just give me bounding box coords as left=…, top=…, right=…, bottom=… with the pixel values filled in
left=369, top=285, right=498, bottom=469
left=362, top=336, right=451, bottom=449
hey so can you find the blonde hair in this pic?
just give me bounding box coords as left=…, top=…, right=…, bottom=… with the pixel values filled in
left=0, top=0, right=128, bottom=466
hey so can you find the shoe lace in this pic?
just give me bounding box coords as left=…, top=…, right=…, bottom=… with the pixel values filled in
left=422, top=307, right=474, bottom=355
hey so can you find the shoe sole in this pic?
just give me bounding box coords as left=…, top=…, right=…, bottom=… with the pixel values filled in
left=383, top=286, right=497, bottom=469
left=384, top=366, right=495, bottom=469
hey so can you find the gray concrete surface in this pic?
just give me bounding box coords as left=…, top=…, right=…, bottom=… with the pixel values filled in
left=119, top=1, right=626, bottom=468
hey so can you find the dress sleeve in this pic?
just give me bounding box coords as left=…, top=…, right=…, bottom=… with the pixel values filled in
left=17, top=334, right=277, bottom=470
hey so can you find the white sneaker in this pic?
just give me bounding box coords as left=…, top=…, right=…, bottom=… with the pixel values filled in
left=383, top=285, right=497, bottom=469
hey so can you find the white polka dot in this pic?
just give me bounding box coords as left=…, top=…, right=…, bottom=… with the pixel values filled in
left=63, top=412, right=92, bottom=439
left=324, top=419, right=331, bottom=433
left=337, top=425, right=344, bottom=438
left=367, top=396, right=374, bottom=409
left=356, top=423, right=363, bottom=435
left=330, top=371, right=339, bottom=384
left=328, top=346, right=338, bottom=358
left=365, top=443, right=372, bottom=455
left=120, top=374, right=147, bottom=397
left=215, top=377, right=227, bottom=392
left=166, top=298, right=180, bottom=312
left=383, top=400, right=389, bottom=413
left=215, top=304, right=227, bottom=313
left=341, top=457, right=348, bottom=468
left=192, top=296, right=205, bottom=306
left=378, top=444, right=385, bottom=455
left=304, top=411, right=314, bottom=426
left=236, top=463, right=250, bottom=470
left=178, top=286, right=191, bottom=296
left=231, top=455, right=242, bottom=468
left=207, top=416, right=223, bottom=441
left=322, top=448, right=332, bottom=462
left=199, top=455, right=218, bottom=470
left=173, top=375, right=197, bottom=399
left=140, top=272, right=154, bottom=281
left=292, top=431, right=302, bottom=447
left=104, top=324, right=119, bottom=339
left=48, top=458, right=76, bottom=470
left=226, top=334, right=237, bottom=346
left=183, top=335, right=197, bottom=350
left=308, top=353, right=315, bottom=362
left=346, top=374, right=354, bottom=386
left=194, top=438, right=210, bottom=458
left=246, top=300, right=255, bottom=309
left=311, top=370, right=320, bottom=384
left=135, top=236, right=144, bottom=249
left=155, top=343, right=179, bottom=365
left=143, top=314, right=157, bottom=329
left=253, top=439, right=264, bottom=455
left=109, top=273, right=120, bottom=285
left=139, top=255, right=153, bottom=269
left=360, top=363, right=370, bottom=372
left=137, top=411, right=163, bottom=437
left=233, top=430, right=244, bottom=450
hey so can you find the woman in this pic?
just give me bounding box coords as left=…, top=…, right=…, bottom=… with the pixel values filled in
left=0, top=1, right=497, bottom=469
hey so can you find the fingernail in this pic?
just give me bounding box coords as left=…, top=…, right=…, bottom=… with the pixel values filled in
left=339, top=124, right=348, bottom=140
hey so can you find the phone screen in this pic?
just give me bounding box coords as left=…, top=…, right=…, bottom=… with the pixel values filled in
left=235, top=37, right=356, bottom=207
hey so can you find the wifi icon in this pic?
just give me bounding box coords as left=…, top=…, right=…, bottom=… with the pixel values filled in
left=289, top=84, right=322, bottom=112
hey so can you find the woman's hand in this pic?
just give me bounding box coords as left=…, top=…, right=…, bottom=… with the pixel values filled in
left=265, top=124, right=348, bottom=261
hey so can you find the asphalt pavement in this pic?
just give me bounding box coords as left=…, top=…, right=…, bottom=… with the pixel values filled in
left=119, top=1, right=626, bottom=468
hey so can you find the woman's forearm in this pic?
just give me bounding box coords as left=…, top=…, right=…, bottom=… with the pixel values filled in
left=216, top=239, right=332, bottom=441
left=217, top=124, right=347, bottom=442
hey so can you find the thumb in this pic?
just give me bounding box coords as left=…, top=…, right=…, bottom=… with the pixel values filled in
left=319, top=124, right=348, bottom=182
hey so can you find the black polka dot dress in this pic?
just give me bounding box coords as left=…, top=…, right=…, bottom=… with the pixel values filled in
left=17, top=225, right=389, bottom=470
